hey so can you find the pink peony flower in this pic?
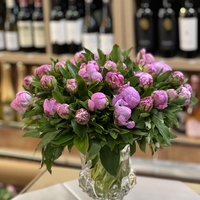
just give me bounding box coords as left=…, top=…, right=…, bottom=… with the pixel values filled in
left=10, top=91, right=32, bottom=112
left=105, top=72, right=124, bottom=89
left=57, top=104, right=71, bottom=119
left=43, top=98, right=61, bottom=117
left=88, top=92, right=108, bottom=111
left=153, top=62, right=172, bottom=74
left=114, top=105, right=135, bottom=129
left=75, top=108, right=90, bottom=125
left=136, top=48, right=155, bottom=66
left=40, top=75, right=57, bottom=90
left=153, top=90, right=168, bottom=109
left=142, top=63, right=157, bottom=76
left=34, top=64, right=51, bottom=78
left=66, top=78, right=78, bottom=94
left=139, top=96, right=153, bottom=112
left=134, top=71, right=153, bottom=89
left=112, top=83, right=140, bottom=109
left=78, top=60, right=103, bottom=83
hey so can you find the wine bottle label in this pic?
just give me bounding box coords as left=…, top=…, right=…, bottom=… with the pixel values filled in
left=5, top=31, right=20, bottom=50
left=163, top=18, right=172, bottom=31
left=0, top=30, right=5, bottom=50
left=82, top=33, right=99, bottom=53
left=17, top=20, right=33, bottom=47
left=2, top=104, right=15, bottom=121
left=50, top=20, right=66, bottom=45
left=139, top=18, right=149, bottom=31
left=65, top=18, right=84, bottom=45
left=178, top=17, right=198, bottom=51
left=5, top=0, right=15, bottom=8
left=99, top=33, right=114, bottom=54
left=32, top=21, right=46, bottom=48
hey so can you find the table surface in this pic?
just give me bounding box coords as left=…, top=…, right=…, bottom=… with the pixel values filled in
left=13, top=166, right=200, bottom=200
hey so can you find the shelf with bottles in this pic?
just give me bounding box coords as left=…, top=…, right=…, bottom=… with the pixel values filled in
left=0, top=0, right=123, bottom=65
left=123, top=0, right=200, bottom=71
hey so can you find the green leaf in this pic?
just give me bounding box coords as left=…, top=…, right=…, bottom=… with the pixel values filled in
left=74, top=133, right=89, bottom=154
left=138, top=137, right=146, bottom=153
left=66, top=60, right=79, bottom=78
left=88, top=81, right=103, bottom=93
left=128, top=76, right=139, bottom=87
left=38, top=130, right=61, bottom=148
left=71, top=118, right=87, bottom=140
left=130, top=142, right=136, bottom=156
left=157, top=70, right=172, bottom=82
left=152, top=115, right=171, bottom=146
left=22, top=129, right=41, bottom=138
left=23, top=106, right=44, bottom=118
left=109, top=44, right=121, bottom=62
left=87, top=141, right=102, bottom=160
left=100, top=145, right=120, bottom=176
left=52, top=90, right=65, bottom=103
left=76, top=75, right=88, bottom=98
left=97, top=49, right=106, bottom=66
left=59, top=66, right=71, bottom=79
left=190, top=96, right=198, bottom=105
left=51, top=132, right=74, bottom=146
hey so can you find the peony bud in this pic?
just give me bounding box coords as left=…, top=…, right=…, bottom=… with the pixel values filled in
left=74, top=51, right=87, bottom=66
left=66, top=78, right=78, bottom=94
left=105, top=72, right=124, bottom=89
left=40, top=75, right=57, bottom=90
left=23, top=75, right=34, bottom=91
left=10, top=91, right=32, bottom=112
left=184, top=83, right=192, bottom=93
left=34, top=64, right=51, bottom=78
left=153, top=90, right=168, bottom=110
left=167, top=89, right=178, bottom=102
left=55, top=61, right=65, bottom=72
left=43, top=98, right=60, bottom=117
left=75, top=108, right=90, bottom=125
left=114, top=105, right=135, bottom=129
left=104, top=60, right=117, bottom=71
left=168, top=71, right=185, bottom=87
left=88, top=92, right=108, bottom=111
left=57, top=104, right=71, bottom=119
left=178, top=86, right=192, bottom=106
left=142, top=63, right=157, bottom=76
left=139, top=96, right=153, bottom=112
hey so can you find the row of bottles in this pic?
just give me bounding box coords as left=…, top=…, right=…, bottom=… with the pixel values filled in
left=0, top=0, right=114, bottom=55
left=49, top=0, right=113, bottom=54
left=0, top=0, right=46, bottom=53
left=0, top=61, right=38, bottom=123
left=135, top=0, right=200, bottom=58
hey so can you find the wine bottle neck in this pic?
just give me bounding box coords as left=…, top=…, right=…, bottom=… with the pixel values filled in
left=184, top=0, right=193, bottom=8
left=141, top=0, right=150, bottom=8
left=163, top=0, right=171, bottom=8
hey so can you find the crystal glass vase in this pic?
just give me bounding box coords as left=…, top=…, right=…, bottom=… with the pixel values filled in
left=78, top=145, right=136, bottom=200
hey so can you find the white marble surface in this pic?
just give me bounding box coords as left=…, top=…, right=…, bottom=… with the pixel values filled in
left=12, top=176, right=200, bottom=200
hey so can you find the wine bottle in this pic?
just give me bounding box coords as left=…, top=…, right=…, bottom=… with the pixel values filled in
left=28, top=0, right=34, bottom=14
left=50, top=0, right=67, bottom=54
left=178, top=0, right=198, bottom=58
left=135, top=0, right=155, bottom=54
left=82, top=0, right=99, bottom=53
left=158, top=0, right=178, bottom=57
left=4, top=0, right=20, bottom=52
left=32, top=0, right=46, bottom=53
left=99, top=0, right=114, bottom=54
left=0, top=62, right=16, bottom=122
left=17, top=0, right=34, bottom=52
left=65, top=0, right=84, bottom=54
left=0, top=1, right=6, bottom=51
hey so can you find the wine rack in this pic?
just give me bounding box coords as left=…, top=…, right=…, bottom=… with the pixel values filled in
left=123, top=0, right=200, bottom=71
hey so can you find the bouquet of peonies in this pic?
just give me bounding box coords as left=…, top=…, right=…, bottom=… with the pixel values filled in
left=11, top=45, right=197, bottom=176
